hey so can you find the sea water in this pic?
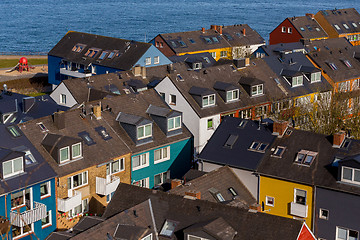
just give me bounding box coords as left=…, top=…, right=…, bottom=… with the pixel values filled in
left=0, top=0, right=359, bottom=53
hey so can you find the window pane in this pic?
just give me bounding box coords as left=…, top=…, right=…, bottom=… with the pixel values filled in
left=72, top=144, right=81, bottom=158
left=3, top=161, right=12, bottom=176
left=337, top=227, right=347, bottom=240
left=141, top=154, right=147, bottom=164
left=168, top=118, right=174, bottom=130
left=112, top=161, right=119, bottom=173
left=60, top=148, right=69, bottom=162
left=133, top=156, right=140, bottom=167
left=354, top=169, right=360, bottom=182
left=11, top=191, right=24, bottom=208
left=154, top=149, right=161, bottom=161
left=203, top=97, right=208, bottom=106
left=163, top=148, right=168, bottom=159
left=145, top=125, right=152, bottom=136
left=13, top=158, right=23, bottom=172
left=343, top=167, right=353, bottom=180
left=137, top=127, right=144, bottom=139
left=83, top=172, right=87, bottom=184
left=227, top=91, right=232, bottom=101
left=175, top=116, right=181, bottom=128
left=209, top=95, right=215, bottom=104
left=120, top=159, right=124, bottom=170
left=154, top=174, right=161, bottom=185
left=40, top=182, right=49, bottom=196
left=73, top=174, right=80, bottom=187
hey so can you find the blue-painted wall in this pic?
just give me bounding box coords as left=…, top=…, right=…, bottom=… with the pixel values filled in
left=315, top=187, right=360, bottom=240
left=134, top=45, right=172, bottom=68
left=131, top=137, right=192, bottom=188
left=0, top=178, right=57, bottom=240
left=48, top=55, right=63, bottom=85
left=92, top=65, right=120, bottom=75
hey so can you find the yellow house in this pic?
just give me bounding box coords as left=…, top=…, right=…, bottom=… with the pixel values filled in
left=151, top=24, right=265, bottom=61
left=259, top=176, right=313, bottom=228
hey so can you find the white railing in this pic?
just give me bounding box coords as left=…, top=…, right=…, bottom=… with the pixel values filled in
left=96, top=175, right=120, bottom=196
left=290, top=202, right=308, bottom=218
left=10, top=200, right=47, bottom=227
left=60, top=68, right=92, bottom=78
left=57, top=190, right=82, bottom=213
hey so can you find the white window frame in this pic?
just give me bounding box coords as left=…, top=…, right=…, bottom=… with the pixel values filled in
left=319, top=208, right=329, bottom=220
left=169, top=94, right=176, bottom=105
left=154, top=171, right=168, bottom=185
left=188, top=234, right=209, bottom=240
left=142, top=233, right=153, bottom=240
left=107, top=158, right=125, bottom=175
left=334, top=24, right=341, bottom=31
left=132, top=153, right=149, bottom=171
left=67, top=171, right=88, bottom=190
left=220, top=51, right=227, bottom=58
left=341, top=166, right=360, bottom=184
left=137, top=123, right=152, bottom=140
left=133, top=177, right=149, bottom=188
left=11, top=190, right=26, bottom=210
left=265, top=196, right=275, bottom=207
left=292, top=75, right=303, bottom=87
left=154, top=56, right=160, bottom=64
left=311, top=72, right=321, bottom=83
left=145, top=57, right=151, bottom=65
left=202, top=94, right=215, bottom=107
left=2, top=157, right=24, bottom=178
left=59, top=146, right=70, bottom=163
left=40, top=181, right=51, bottom=199
left=60, top=94, right=66, bottom=105
left=226, top=89, right=239, bottom=102
left=251, top=84, right=263, bottom=96
left=12, top=223, right=33, bottom=239
left=154, top=146, right=170, bottom=163
left=288, top=27, right=292, bottom=33
left=282, top=26, right=286, bottom=33
left=71, top=143, right=82, bottom=159
left=336, top=226, right=359, bottom=240
left=106, top=191, right=115, bottom=203
left=294, top=188, right=307, bottom=205
left=168, top=116, right=181, bottom=131
left=211, top=52, right=216, bottom=59
left=41, top=210, right=52, bottom=229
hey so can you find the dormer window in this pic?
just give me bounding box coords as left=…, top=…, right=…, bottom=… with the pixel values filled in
left=311, top=72, right=321, bottom=83
left=3, top=157, right=23, bottom=178
left=294, top=150, right=317, bottom=166
left=137, top=124, right=152, bottom=140
left=292, top=76, right=303, bottom=87
left=202, top=94, right=215, bottom=107
left=341, top=166, right=360, bottom=184
left=226, top=89, right=239, bottom=102
left=72, top=143, right=82, bottom=159
left=168, top=116, right=181, bottom=131
left=59, top=146, right=70, bottom=163
left=251, top=84, right=263, bottom=96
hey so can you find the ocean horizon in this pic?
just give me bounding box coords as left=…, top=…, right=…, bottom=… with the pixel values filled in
left=0, top=0, right=359, bottom=54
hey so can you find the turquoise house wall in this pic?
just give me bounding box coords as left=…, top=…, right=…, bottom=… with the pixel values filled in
left=131, top=137, right=192, bottom=188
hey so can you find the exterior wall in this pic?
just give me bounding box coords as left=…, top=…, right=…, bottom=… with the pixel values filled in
left=202, top=161, right=259, bottom=200
left=269, top=19, right=302, bottom=45
left=198, top=115, right=221, bottom=152
left=134, top=45, right=172, bottom=67
left=0, top=178, right=57, bottom=240
left=178, top=47, right=232, bottom=61
left=48, top=55, right=63, bottom=85
left=155, top=77, right=201, bottom=153
left=151, top=35, right=176, bottom=58
left=314, top=187, right=360, bottom=240
left=56, top=153, right=131, bottom=230
left=259, top=176, right=313, bottom=228
left=131, top=138, right=192, bottom=189
left=50, top=82, right=78, bottom=108
left=92, top=65, right=120, bottom=75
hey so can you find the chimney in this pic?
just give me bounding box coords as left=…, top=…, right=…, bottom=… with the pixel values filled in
left=273, top=121, right=288, bottom=137
left=242, top=28, right=246, bottom=36
left=132, top=66, right=147, bottom=79
left=93, top=104, right=102, bottom=120
left=249, top=203, right=261, bottom=212
left=53, top=111, right=65, bottom=130
left=185, top=191, right=201, bottom=199
left=167, top=63, right=174, bottom=73
left=219, top=25, right=223, bottom=35
left=305, top=13, right=315, bottom=19
left=171, top=179, right=182, bottom=189
left=210, top=25, right=216, bottom=30
left=201, top=27, right=205, bottom=33
left=333, top=131, right=346, bottom=148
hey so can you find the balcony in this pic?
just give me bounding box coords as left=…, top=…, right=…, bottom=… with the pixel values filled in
left=60, top=68, right=92, bottom=78
left=290, top=202, right=308, bottom=218
left=10, top=200, right=47, bottom=227
left=58, top=190, right=82, bottom=213
left=96, top=175, right=120, bottom=196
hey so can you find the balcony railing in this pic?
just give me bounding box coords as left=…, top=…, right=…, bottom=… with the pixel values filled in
left=96, top=175, right=120, bottom=196
left=58, top=190, right=82, bottom=213
left=60, top=68, right=92, bottom=78
left=10, top=200, right=47, bottom=227
left=290, top=202, right=308, bottom=218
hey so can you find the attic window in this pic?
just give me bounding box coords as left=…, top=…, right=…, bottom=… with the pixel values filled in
left=203, top=57, right=210, bottom=63
left=342, top=139, right=351, bottom=149
left=72, top=44, right=85, bottom=53
left=224, top=134, right=238, bottom=148
left=294, top=150, right=317, bottom=165
left=107, top=52, right=115, bottom=59
left=334, top=24, right=341, bottom=31
left=168, top=116, right=181, bottom=131
left=215, top=192, right=225, bottom=202
left=226, top=89, right=239, bottom=102
left=95, top=126, right=112, bottom=140
left=306, top=25, right=313, bottom=31
left=352, top=22, right=358, bottom=28
left=84, top=48, right=100, bottom=58
left=343, top=23, right=350, bottom=29
left=37, top=122, right=48, bottom=132
left=204, top=37, right=212, bottom=44
left=2, top=157, right=24, bottom=178
left=160, top=220, right=177, bottom=237
left=7, top=125, right=21, bottom=138
left=300, top=27, right=305, bottom=31
left=170, top=41, right=177, bottom=48
left=228, top=187, right=238, bottom=197
left=249, top=141, right=268, bottom=152
left=251, top=84, right=263, bottom=96
left=342, top=166, right=360, bottom=184
left=328, top=62, right=338, bottom=70
left=343, top=60, right=352, bottom=68
left=188, top=38, right=196, bottom=44
left=272, top=146, right=285, bottom=158
left=177, top=74, right=183, bottom=81
left=202, top=94, right=215, bottom=107
left=212, top=37, right=219, bottom=43
left=137, top=124, right=152, bottom=140
left=224, top=33, right=233, bottom=40
left=316, top=27, right=321, bottom=31
left=98, top=51, right=108, bottom=60
left=178, top=40, right=187, bottom=47
left=238, top=120, right=247, bottom=128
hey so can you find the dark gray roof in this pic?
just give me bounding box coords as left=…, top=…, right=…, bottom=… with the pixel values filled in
left=259, top=42, right=306, bottom=57
left=170, top=166, right=256, bottom=208
left=116, top=112, right=147, bottom=125
left=213, top=81, right=238, bottom=91
left=288, top=15, right=328, bottom=39
left=189, top=86, right=215, bottom=96
left=316, top=8, right=360, bottom=35
left=146, top=104, right=173, bottom=117
left=169, top=52, right=216, bottom=68
left=199, top=117, right=276, bottom=171
left=238, top=77, right=264, bottom=86
left=49, top=31, right=151, bottom=71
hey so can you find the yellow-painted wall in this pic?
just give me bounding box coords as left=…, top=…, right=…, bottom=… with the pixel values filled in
left=178, top=47, right=232, bottom=61
left=259, top=176, right=313, bottom=228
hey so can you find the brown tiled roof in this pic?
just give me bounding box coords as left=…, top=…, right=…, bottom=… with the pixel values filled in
left=169, top=166, right=256, bottom=208
left=288, top=16, right=328, bottom=39
left=159, top=24, right=264, bottom=54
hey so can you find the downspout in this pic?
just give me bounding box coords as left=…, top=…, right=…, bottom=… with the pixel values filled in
left=148, top=199, right=159, bottom=240
left=312, top=186, right=316, bottom=233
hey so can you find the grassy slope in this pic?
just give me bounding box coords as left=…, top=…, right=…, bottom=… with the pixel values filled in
left=0, top=59, right=47, bottom=68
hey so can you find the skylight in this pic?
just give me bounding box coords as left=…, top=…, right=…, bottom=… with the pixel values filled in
left=215, top=192, right=225, bottom=202
left=224, top=134, right=238, bottom=148
left=160, top=220, right=177, bottom=237
left=300, top=27, right=305, bottom=31
left=228, top=187, right=238, bottom=197
left=249, top=141, right=268, bottom=152
left=334, top=24, right=341, bottom=31
left=294, top=150, right=317, bottom=166
left=170, top=41, right=177, bottom=48
left=316, top=27, right=321, bottom=31
left=343, top=23, right=350, bottom=29
left=204, top=37, right=212, bottom=44
left=98, top=51, right=108, bottom=60
left=72, top=44, right=86, bottom=53
left=7, top=125, right=21, bottom=138
left=238, top=120, right=247, bottom=128
left=37, top=122, right=48, bottom=132
left=352, top=22, right=358, bottom=28
left=78, top=131, right=96, bottom=146
left=328, top=62, right=338, bottom=70
left=108, top=52, right=115, bottom=59
left=188, top=38, right=196, bottom=44
left=177, top=74, right=183, bottom=81
left=203, top=57, right=210, bottom=63
left=212, top=37, right=219, bottom=43
left=95, top=126, right=112, bottom=140
left=343, top=60, right=352, bottom=68
left=306, top=25, right=313, bottom=31
left=224, top=33, right=233, bottom=40
left=178, top=40, right=187, bottom=47
left=272, top=146, right=285, bottom=158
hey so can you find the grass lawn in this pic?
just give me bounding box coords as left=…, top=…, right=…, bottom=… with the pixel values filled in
left=0, top=58, right=47, bottom=68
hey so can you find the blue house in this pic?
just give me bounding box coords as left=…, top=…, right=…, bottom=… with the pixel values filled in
left=106, top=89, right=193, bottom=189
left=0, top=90, right=68, bottom=239
left=48, top=31, right=172, bottom=86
